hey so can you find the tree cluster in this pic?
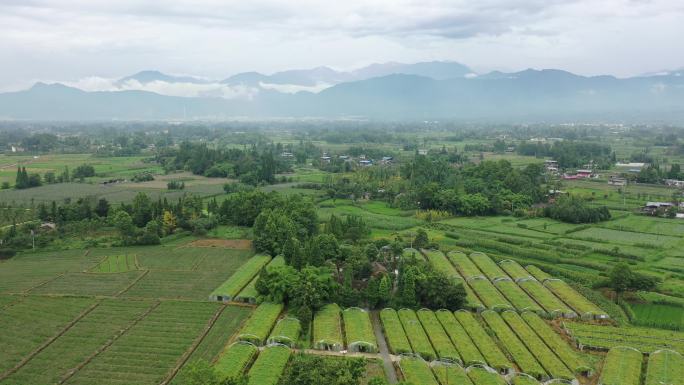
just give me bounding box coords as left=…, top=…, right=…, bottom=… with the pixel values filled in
left=155, top=141, right=293, bottom=185
left=516, top=140, right=615, bottom=169
left=542, top=195, right=611, bottom=223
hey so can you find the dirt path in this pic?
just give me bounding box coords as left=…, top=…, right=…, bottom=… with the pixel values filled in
left=371, top=310, right=399, bottom=384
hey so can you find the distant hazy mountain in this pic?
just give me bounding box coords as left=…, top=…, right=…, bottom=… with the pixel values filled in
left=116, top=70, right=209, bottom=86
left=2, top=66, right=684, bottom=122
left=352, top=61, right=473, bottom=80
left=221, top=61, right=473, bottom=87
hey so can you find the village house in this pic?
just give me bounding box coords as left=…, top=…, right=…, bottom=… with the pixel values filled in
left=665, top=179, right=684, bottom=188
left=608, top=176, right=627, bottom=186
left=642, top=201, right=674, bottom=215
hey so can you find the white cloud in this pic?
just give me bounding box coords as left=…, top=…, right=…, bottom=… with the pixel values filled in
left=258, top=82, right=333, bottom=94
left=62, top=77, right=261, bottom=99
left=0, top=0, right=683, bottom=89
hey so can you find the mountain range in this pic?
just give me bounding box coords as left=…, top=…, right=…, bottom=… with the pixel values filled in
left=1, top=61, right=683, bottom=122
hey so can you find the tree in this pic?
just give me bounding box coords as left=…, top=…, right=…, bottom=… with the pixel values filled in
left=72, top=164, right=95, bottom=180
left=111, top=210, right=135, bottom=238
left=138, top=220, right=161, bottom=245
left=162, top=210, right=177, bottom=235
left=609, top=263, right=633, bottom=301
left=413, top=229, right=429, bottom=249
left=378, top=274, right=392, bottom=306
left=14, top=167, right=29, bottom=189
left=308, top=233, right=339, bottom=266
left=416, top=270, right=466, bottom=310
left=282, top=237, right=305, bottom=269
left=397, top=266, right=419, bottom=308
left=131, top=193, right=153, bottom=227
left=95, top=198, right=110, bottom=218
left=253, top=210, right=296, bottom=256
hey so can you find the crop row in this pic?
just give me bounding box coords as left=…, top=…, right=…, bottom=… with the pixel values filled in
left=597, top=347, right=642, bottom=385
left=431, top=250, right=484, bottom=310
left=246, top=345, right=291, bottom=385
left=470, top=252, right=508, bottom=280
left=214, top=342, right=259, bottom=381
left=1, top=299, right=153, bottom=385
left=434, top=250, right=604, bottom=318
left=447, top=251, right=485, bottom=280
left=343, top=308, right=377, bottom=353
left=469, top=278, right=513, bottom=312
left=237, top=302, right=284, bottom=345
left=564, top=322, right=684, bottom=353
left=399, top=309, right=437, bottom=361
left=521, top=312, right=591, bottom=374
left=400, top=358, right=513, bottom=385
left=380, top=308, right=412, bottom=354
left=267, top=317, right=301, bottom=348
left=170, top=305, right=252, bottom=385
left=465, top=366, right=508, bottom=385
left=417, top=309, right=460, bottom=363
left=64, top=301, right=219, bottom=385
left=209, top=254, right=270, bottom=302
left=645, top=349, right=684, bottom=385
left=481, top=310, right=546, bottom=380
left=525, top=265, right=552, bottom=282
left=508, top=373, right=540, bottom=385
left=235, top=256, right=285, bottom=304
left=566, top=322, right=684, bottom=342
left=543, top=280, right=608, bottom=318
left=313, top=303, right=343, bottom=351
left=91, top=254, right=138, bottom=273
left=433, top=363, right=474, bottom=385
left=399, top=357, right=439, bottom=385
left=518, top=279, right=574, bottom=317
left=501, top=311, right=574, bottom=380
left=0, top=296, right=96, bottom=376
left=435, top=310, right=486, bottom=366
left=494, top=280, right=543, bottom=314
left=498, top=260, right=533, bottom=281
left=454, top=311, right=512, bottom=373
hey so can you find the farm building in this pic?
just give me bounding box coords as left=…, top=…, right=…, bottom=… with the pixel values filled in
left=608, top=176, right=627, bottom=186
left=665, top=179, right=684, bottom=188
left=643, top=201, right=675, bottom=215
left=615, top=162, right=646, bottom=172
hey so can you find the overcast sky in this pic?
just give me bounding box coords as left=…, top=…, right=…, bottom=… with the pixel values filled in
left=1, top=0, right=683, bottom=91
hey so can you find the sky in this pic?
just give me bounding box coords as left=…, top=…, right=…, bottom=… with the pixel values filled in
left=1, top=0, right=683, bottom=92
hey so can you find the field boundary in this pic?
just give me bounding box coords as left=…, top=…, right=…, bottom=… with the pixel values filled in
left=23, top=272, right=66, bottom=294
left=0, top=294, right=25, bottom=311
left=0, top=300, right=101, bottom=381
left=114, top=269, right=150, bottom=297
left=57, top=300, right=161, bottom=384
left=161, top=304, right=227, bottom=385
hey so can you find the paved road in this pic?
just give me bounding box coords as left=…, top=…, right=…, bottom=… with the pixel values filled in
left=371, top=310, right=399, bottom=384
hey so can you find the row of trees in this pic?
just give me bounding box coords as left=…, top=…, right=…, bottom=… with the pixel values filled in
left=12, top=164, right=96, bottom=189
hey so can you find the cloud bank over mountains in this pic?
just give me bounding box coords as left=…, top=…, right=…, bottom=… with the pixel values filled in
left=2, top=61, right=683, bottom=122
left=54, top=61, right=474, bottom=99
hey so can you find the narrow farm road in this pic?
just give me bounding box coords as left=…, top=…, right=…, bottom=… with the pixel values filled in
left=371, top=310, right=398, bottom=384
